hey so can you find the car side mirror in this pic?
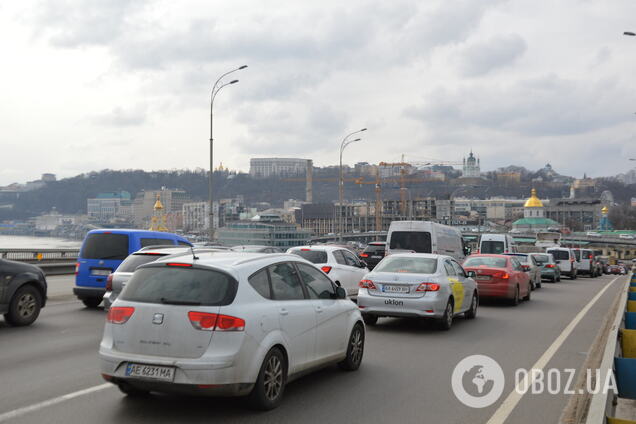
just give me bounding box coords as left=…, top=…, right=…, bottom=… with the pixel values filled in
left=335, top=286, right=346, bottom=299
left=467, top=270, right=476, bottom=278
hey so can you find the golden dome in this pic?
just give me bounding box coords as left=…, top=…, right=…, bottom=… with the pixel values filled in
left=524, top=188, right=544, bottom=208
left=153, top=194, right=164, bottom=210
left=601, top=206, right=608, bottom=214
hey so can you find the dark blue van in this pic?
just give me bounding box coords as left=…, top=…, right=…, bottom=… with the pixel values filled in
left=73, top=229, right=192, bottom=307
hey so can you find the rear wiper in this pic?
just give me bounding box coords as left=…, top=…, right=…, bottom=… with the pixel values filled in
left=159, top=298, right=201, bottom=306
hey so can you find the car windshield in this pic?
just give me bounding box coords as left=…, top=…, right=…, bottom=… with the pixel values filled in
left=363, top=244, right=386, bottom=254
left=532, top=254, right=550, bottom=264
left=464, top=257, right=508, bottom=268
left=389, top=231, right=432, bottom=253
left=288, top=249, right=328, bottom=264
left=121, top=266, right=237, bottom=306
left=374, top=257, right=437, bottom=274
left=480, top=240, right=505, bottom=254
left=80, top=233, right=129, bottom=260
left=117, top=253, right=166, bottom=273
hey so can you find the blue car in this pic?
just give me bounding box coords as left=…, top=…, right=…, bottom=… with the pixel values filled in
left=73, top=229, right=191, bottom=308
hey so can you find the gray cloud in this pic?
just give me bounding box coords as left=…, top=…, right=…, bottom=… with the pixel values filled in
left=91, top=106, right=146, bottom=127
left=456, top=34, right=527, bottom=76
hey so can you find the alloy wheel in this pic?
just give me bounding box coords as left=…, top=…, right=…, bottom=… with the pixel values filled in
left=350, top=327, right=364, bottom=365
left=263, top=355, right=283, bottom=401
left=17, top=293, right=36, bottom=318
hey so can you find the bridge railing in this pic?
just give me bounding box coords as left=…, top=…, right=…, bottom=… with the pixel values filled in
left=0, top=248, right=79, bottom=263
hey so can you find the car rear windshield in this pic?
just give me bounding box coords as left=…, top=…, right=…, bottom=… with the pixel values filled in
left=573, top=250, right=581, bottom=261
left=80, top=233, right=129, bottom=260
left=120, top=266, right=237, bottom=306
left=374, top=257, right=437, bottom=274
left=480, top=241, right=505, bottom=254
left=288, top=249, right=328, bottom=264
left=117, top=254, right=166, bottom=273
left=363, top=244, right=386, bottom=254
left=464, top=257, right=508, bottom=268
left=389, top=231, right=432, bottom=253
left=547, top=250, right=569, bottom=260
left=532, top=254, right=550, bottom=264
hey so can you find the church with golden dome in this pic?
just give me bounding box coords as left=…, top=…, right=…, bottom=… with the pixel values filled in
left=512, top=188, right=560, bottom=232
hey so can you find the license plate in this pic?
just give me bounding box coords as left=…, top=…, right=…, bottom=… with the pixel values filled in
left=91, top=269, right=111, bottom=276
left=382, top=284, right=410, bottom=293
left=476, top=276, right=491, bottom=281
left=125, top=363, right=175, bottom=381
left=371, top=255, right=382, bottom=259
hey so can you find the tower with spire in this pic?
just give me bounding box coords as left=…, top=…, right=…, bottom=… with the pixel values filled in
left=462, top=150, right=481, bottom=178
left=148, top=194, right=169, bottom=232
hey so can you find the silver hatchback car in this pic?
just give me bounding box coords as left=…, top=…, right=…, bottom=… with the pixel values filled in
left=356, top=253, right=478, bottom=330
left=100, top=252, right=365, bottom=410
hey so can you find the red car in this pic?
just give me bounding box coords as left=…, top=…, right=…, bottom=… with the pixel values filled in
left=463, top=254, right=531, bottom=305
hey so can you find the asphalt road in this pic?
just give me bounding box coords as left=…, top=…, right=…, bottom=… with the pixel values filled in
left=0, top=274, right=627, bottom=424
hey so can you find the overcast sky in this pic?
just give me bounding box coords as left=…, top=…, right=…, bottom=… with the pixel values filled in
left=2, top=0, right=636, bottom=185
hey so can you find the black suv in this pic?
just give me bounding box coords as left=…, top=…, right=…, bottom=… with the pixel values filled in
left=0, top=258, right=48, bottom=326
left=358, top=242, right=386, bottom=270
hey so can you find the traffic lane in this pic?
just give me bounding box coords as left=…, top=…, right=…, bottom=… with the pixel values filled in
left=0, top=301, right=106, bottom=414
left=45, top=275, right=75, bottom=298
left=3, top=274, right=623, bottom=424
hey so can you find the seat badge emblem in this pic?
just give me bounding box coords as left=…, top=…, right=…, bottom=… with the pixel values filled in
left=152, top=313, right=164, bottom=325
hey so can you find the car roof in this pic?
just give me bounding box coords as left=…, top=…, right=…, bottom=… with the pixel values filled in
left=467, top=254, right=510, bottom=259
left=148, top=251, right=310, bottom=274
left=384, top=253, right=447, bottom=260
left=290, top=245, right=347, bottom=252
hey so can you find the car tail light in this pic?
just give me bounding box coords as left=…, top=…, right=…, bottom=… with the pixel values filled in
left=105, top=273, right=113, bottom=291
left=301, top=248, right=311, bottom=251
left=74, top=262, right=79, bottom=275
left=360, top=253, right=369, bottom=258
left=588, top=255, right=593, bottom=259
left=493, top=271, right=510, bottom=280
left=359, top=279, right=377, bottom=290
left=188, top=311, right=244, bottom=331
left=545, top=264, right=555, bottom=268
left=107, top=307, right=135, bottom=324
left=321, top=266, right=332, bottom=274
left=167, top=263, right=192, bottom=267
left=416, top=283, right=440, bottom=292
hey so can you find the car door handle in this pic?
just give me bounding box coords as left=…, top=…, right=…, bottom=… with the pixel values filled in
left=279, top=308, right=289, bottom=316
left=315, top=306, right=323, bottom=313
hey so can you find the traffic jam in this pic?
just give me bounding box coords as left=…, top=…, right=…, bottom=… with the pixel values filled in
left=1, top=222, right=626, bottom=411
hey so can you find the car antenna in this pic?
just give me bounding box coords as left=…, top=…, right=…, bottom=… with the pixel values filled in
left=190, top=245, right=199, bottom=261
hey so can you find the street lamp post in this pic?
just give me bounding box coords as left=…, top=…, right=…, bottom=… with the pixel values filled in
left=338, top=128, right=367, bottom=241
left=209, top=65, right=247, bottom=242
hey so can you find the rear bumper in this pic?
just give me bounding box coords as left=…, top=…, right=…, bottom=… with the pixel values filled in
left=103, top=375, right=253, bottom=396
left=73, top=286, right=106, bottom=299
left=476, top=282, right=514, bottom=299
left=356, top=290, right=446, bottom=318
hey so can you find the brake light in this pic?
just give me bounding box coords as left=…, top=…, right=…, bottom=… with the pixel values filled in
left=360, top=253, right=369, bottom=258
left=143, top=252, right=164, bottom=256
left=493, top=272, right=510, bottom=280
left=105, top=273, right=113, bottom=291
left=359, top=279, right=377, bottom=290
left=166, top=263, right=192, bottom=267
left=74, top=262, right=79, bottom=275
left=545, top=264, right=555, bottom=268
left=321, top=266, right=332, bottom=274
left=301, top=248, right=311, bottom=251
left=416, top=283, right=440, bottom=292
left=588, top=255, right=593, bottom=259
left=107, top=307, right=135, bottom=324
left=187, top=311, right=245, bottom=331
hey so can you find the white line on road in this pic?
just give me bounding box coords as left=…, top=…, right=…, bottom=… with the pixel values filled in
left=485, top=276, right=619, bottom=424
left=0, top=383, right=112, bottom=423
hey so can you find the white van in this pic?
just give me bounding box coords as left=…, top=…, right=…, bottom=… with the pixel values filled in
left=546, top=247, right=578, bottom=279
left=386, top=221, right=467, bottom=261
left=478, top=234, right=518, bottom=254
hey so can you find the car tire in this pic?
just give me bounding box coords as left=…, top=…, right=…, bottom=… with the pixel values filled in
left=248, top=347, right=287, bottom=410
left=464, top=292, right=478, bottom=320
left=523, top=285, right=531, bottom=301
left=510, top=286, right=520, bottom=306
left=117, top=382, right=149, bottom=397
left=338, top=323, right=365, bottom=371
left=4, top=285, right=42, bottom=326
left=536, top=279, right=542, bottom=289
left=362, top=314, right=378, bottom=326
left=556, top=275, right=561, bottom=282
left=82, top=297, right=102, bottom=308
left=438, top=299, right=454, bottom=331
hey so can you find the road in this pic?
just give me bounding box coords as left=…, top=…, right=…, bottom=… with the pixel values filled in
left=0, top=274, right=627, bottom=424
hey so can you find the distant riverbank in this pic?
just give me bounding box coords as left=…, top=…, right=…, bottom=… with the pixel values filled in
left=0, top=235, right=82, bottom=249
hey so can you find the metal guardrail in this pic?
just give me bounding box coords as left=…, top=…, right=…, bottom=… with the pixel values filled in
left=0, top=248, right=79, bottom=263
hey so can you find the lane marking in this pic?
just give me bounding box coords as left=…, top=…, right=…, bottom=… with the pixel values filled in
left=485, top=276, right=619, bottom=424
left=0, top=383, right=112, bottom=423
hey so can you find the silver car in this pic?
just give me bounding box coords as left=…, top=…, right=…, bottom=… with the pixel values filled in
left=504, top=253, right=542, bottom=290
left=100, top=252, right=364, bottom=410
left=356, top=253, right=478, bottom=330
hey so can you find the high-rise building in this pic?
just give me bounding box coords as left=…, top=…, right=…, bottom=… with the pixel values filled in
left=249, top=158, right=310, bottom=178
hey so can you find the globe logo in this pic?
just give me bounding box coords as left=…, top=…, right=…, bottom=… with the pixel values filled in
left=452, top=355, right=505, bottom=408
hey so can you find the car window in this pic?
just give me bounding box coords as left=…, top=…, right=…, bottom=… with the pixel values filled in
left=363, top=244, right=386, bottom=254
left=573, top=250, right=581, bottom=261
left=373, top=257, right=437, bottom=274
left=288, top=249, right=328, bottom=264
left=80, top=233, right=129, bottom=260
left=178, top=241, right=192, bottom=246
left=268, top=262, right=305, bottom=300
left=296, top=263, right=335, bottom=299
left=389, top=231, right=432, bottom=253
left=341, top=250, right=360, bottom=267
left=444, top=261, right=456, bottom=276
left=117, top=253, right=166, bottom=273
left=510, top=257, right=522, bottom=271
left=480, top=240, right=505, bottom=254
left=332, top=250, right=347, bottom=265
left=140, top=238, right=175, bottom=248
left=451, top=261, right=466, bottom=277
left=532, top=254, right=550, bottom=264
left=464, top=257, right=508, bottom=268
left=248, top=268, right=272, bottom=299
left=547, top=249, right=569, bottom=260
